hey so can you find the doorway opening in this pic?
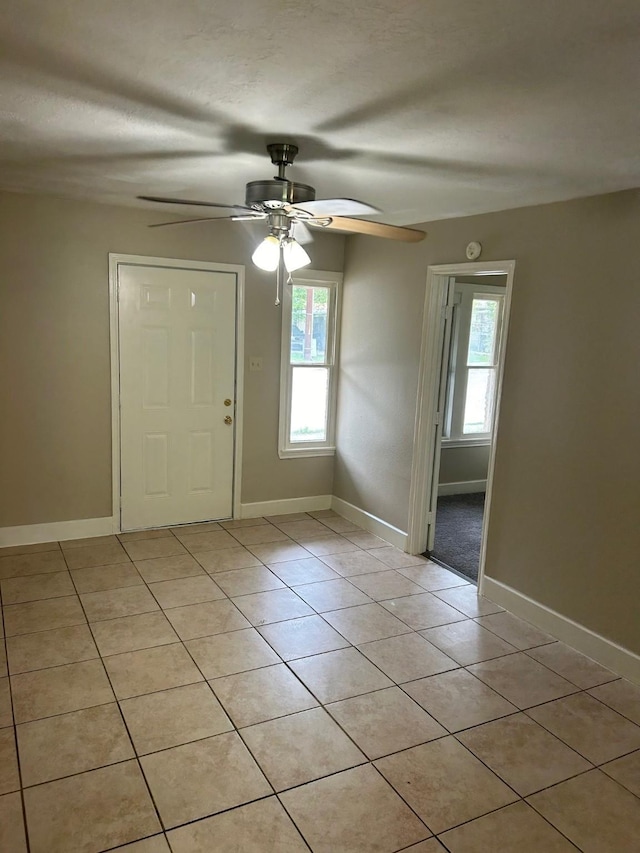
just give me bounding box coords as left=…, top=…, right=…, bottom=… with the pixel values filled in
left=431, top=275, right=507, bottom=581
left=406, top=261, right=515, bottom=590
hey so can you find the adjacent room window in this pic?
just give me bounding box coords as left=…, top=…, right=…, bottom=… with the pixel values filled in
left=444, top=282, right=505, bottom=444
left=279, top=270, right=342, bottom=458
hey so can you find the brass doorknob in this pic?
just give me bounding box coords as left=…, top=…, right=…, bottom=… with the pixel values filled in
left=224, top=399, right=232, bottom=407
left=224, top=415, right=233, bottom=425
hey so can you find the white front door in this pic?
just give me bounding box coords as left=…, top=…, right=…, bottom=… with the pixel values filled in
left=118, top=263, right=237, bottom=530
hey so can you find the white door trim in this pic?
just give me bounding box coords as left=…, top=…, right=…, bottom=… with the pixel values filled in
left=109, top=253, right=245, bottom=533
left=406, top=260, right=516, bottom=593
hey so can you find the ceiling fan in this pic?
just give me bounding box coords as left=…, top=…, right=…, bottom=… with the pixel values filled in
left=138, top=143, right=426, bottom=302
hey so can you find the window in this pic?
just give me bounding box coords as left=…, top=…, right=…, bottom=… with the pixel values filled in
left=279, top=270, right=342, bottom=458
left=443, top=282, right=505, bottom=445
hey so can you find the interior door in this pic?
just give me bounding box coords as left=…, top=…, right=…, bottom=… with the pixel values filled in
left=425, top=277, right=456, bottom=551
left=118, top=263, right=237, bottom=530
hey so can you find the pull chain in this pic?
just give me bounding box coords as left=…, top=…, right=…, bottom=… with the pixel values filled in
left=275, top=247, right=282, bottom=306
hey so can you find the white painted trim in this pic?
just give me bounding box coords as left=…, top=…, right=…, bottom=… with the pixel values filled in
left=406, top=276, right=451, bottom=555
left=0, top=517, right=115, bottom=547
left=108, top=257, right=121, bottom=534
left=108, top=253, right=245, bottom=533
left=331, top=497, right=407, bottom=551
left=2, top=496, right=405, bottom=550
left=441, top=438, right=491, bottom=449
left=445, top=283, right=506, bottom=444
left=278, top=446, right=337, bottom=459
left=438, top=480, right=487, bottom=496
left=240, top=495, right=333, bottom=519
left=233, top=272, right=246, bottom=519
left=407, top=261, right=516, bottom=593
left=278, top=270, right=343, bottom=459
left=482, top=577, right=640, bottom=686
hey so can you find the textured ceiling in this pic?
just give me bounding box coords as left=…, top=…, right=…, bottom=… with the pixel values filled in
left=0, top=0, right=639, bottom=224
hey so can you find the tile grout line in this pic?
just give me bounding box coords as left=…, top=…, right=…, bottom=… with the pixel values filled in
left=270, top=793, right=315, bottom=853
left=3, top=519, right=640, bottom=852
left=522, top=779, right=598, bottom=852
left=118, top=539, right=300, bottom=847
left=130, top=524, right=460, bottom=847
left=124, top=541, right=290, bottom=842
left=64, top=545, right=170, bottom=847
left=452, top=724, right=595, bottom=797
left=520, top=699, right=640, bottom=767
left=6, top=546, right=634, bottom=734
left=212, top=556, right=516, bottom=846
left=0, top=576, right=33, bottom=853
left=255, top=545, right=640, bottom=847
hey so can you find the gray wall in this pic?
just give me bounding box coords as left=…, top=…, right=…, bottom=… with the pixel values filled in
left=0, top=191, right=344, bottom=526
left=439, top=445, right=490, bottom=486
left=335, top=189, right=640, bottom=655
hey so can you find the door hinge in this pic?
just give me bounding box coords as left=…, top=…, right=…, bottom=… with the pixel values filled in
left=434, top=410, right=441, bottom=425
left=442, top=305, right=453, bottom=321
left=427, top=511, right=435, bottom=524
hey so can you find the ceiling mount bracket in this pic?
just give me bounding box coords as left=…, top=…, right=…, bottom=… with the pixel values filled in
left=267, top=143, right=299, bottom=180
left=267, top=143, right=299, bottom=167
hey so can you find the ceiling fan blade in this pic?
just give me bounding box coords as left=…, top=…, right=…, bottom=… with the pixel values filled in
left=291, top=198, right=380, bottom=217
left=138, top=195, right=256, bottom=214
left=149, top=214, right=265, bottom=228
left=309, top=216, right=426, bottom=243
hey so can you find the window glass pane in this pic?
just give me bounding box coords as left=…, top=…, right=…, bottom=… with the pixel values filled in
left=463, top=368, right=496, bottom=434
left=467, top=298, right=499, bottom=366
left=290, top=367, right=329, bottom=443
left=290, top=286, right=329, bottom=365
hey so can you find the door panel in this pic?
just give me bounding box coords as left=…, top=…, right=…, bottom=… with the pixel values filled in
left=189, top=431, right=214, bottom=492
left=118, top=264, right=237, bottom=530
left=143, top=327, right=170, bottom=406
left=144, top=433, right=169, bottom=496
left=190, top=330, right=216, bottom=405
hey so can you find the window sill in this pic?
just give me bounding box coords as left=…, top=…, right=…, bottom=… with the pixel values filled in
left=278, top=445, right=336, bottom=460
left=441, top=438, right=492, bottom=449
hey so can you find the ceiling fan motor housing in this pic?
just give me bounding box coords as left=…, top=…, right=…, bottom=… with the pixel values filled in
left=245, top=142, right=315, bottom=209
left=245, top=179, right=316, bottom=209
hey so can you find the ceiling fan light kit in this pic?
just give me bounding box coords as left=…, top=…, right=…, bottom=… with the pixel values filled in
left=139, top=142, right=426, bottom=303
left=282, top=238, right=312, bottom=272
left=251, top=234, right=311, bottom=274
left=251, top=235, right=281, bottom=271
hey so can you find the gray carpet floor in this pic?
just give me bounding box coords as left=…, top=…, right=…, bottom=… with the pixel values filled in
left=430, top=492, right=485, bottom=583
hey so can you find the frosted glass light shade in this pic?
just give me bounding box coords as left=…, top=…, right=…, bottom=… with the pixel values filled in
left=282, top=239, right=311, bottom=272
left=252, top=235, right=281, bottom=271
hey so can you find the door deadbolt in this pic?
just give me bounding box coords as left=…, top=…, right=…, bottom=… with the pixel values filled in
left=224, top=399, right=232, bottom=407
left=224, top=415, right=233, bottom=425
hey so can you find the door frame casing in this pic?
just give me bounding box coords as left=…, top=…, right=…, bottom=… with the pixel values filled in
left=406, top=260, right=515, bottom=593
left=108, top=253, right=245, bottom=533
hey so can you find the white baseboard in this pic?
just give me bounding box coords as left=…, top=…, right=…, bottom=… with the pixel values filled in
left=0, top=517, right=115, bottom=547
left=481, top=576, right=640, bottom=686
left=438, top=479, right=487, bottom=496
left=240, top=495, right=333, bottom=519
left=331, top=497, right=408, bottom=551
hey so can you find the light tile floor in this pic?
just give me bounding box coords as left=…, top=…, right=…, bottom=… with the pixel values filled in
left=1, top=511, right=640, bottom=852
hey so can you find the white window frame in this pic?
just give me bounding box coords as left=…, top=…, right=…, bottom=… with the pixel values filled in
left=443, top=282, right=506, bottom=447
left=278, top=269, right=342, bottom=459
